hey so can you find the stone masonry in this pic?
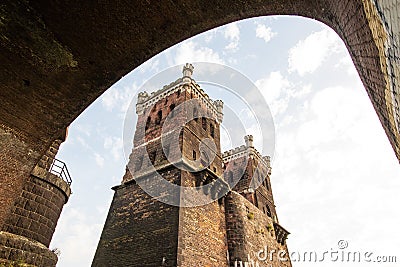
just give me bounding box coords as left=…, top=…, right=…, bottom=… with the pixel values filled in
left=0, top=136, right=72, bottom=266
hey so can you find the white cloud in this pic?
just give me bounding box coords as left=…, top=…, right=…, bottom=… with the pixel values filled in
left=335, top=55, right=358, bottom=76
left=94, top=153, right=105, bottom=168
left=288, top=28, right=340, bottom=76
left=138, top=58, right=160, bottom=74
left=76, top=136, right=90, bottom=149
left=255, top=71, right=291, bottom=116
left=288, top=84, right=312, bottom=98
left=204, top=28, right=218, bottom=43
left=171, top=41, right=224, bottom=65
left=271, top=81, right=400, bottom=266
left=256, top=71, right=290, bottom=101
left=255, top=24, right=276, bottom=43
left=104, top=136, right=123, bottom=161
left=101, top=83, right=138, bottom=113
left=224, top=22, right=240, bottom=52
left=50, top=208, right=104, bottom=267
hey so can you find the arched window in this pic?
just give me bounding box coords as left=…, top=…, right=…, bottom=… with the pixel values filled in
left=149, top=151, right=156, bottom=164
left=145, top=116, right=151, bottom=130
left=210, top=123, right=215, bottom=138
left=156, top=110, right=162, bottom=125
left=193, top=107, right=198, bottom=122
left=202, top=117, right=207, bottom=130
left=266, top=205, right=272, bottom=217
left=169, top=104, right=175, bottom=118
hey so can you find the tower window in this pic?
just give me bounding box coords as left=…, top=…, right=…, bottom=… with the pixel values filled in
left=177, top=90, right=181, bottom=97
left=210, top=123, right=215, bottom=138
left=156, top=110, right=162, bottom=125
left=266, top=205, right=272, bottom=217
left=202, top=117, right=207, bottom=130
left=193, top=150, right=197, bottom=160
left=149, top=151, right=156, bottom=164
left=145, top=116, right=151, bottom=131
left=193, top=107, right=198, bottom=122
left=169, top=104, right=175, bottom=118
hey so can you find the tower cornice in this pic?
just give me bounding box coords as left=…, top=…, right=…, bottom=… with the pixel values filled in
left=135, top=63, right=224, bottom=123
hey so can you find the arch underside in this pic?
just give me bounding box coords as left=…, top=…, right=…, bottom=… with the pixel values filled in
left=0, top=0, right=399, bottom=225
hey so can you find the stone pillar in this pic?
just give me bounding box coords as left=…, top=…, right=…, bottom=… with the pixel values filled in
left=0, top=127, right=71, bottom=267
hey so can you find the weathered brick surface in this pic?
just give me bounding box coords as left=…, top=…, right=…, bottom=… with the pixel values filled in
left=37, top=140, right=63, bottom=172
left=225, top=192, right=291, bottom=267
left=177, top=171, right=228, bottom=267
left=2, top=171, right=70, bottom=247
left=0, top=126, right=42, bottom=229
left=0, top=128, right=68, bottom=266
left=0, top=231, right=57, bottom=267
left=92, top=171, right=181, bottom=267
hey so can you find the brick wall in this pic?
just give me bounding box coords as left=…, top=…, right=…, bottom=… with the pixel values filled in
left=1, top=171, right=70, bottom=247
left=0, top=126, right=42, bottom=229
left=225, top=192, right=291, bottom=267
left=92, top=169, right=181, bottom=267
left=0, top=231, right=58, bottom=266
left=177, top=171, right=228, bottom=267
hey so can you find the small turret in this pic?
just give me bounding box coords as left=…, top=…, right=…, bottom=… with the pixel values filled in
left=182, top=63, right=194, bottom=83
left=244, top=135, right=254, bottom=148
left=182, top=63, right=194, bottom=78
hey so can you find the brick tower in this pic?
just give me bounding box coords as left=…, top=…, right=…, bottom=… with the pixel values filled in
left=92, top=64, right=291, bottom=267
left=92, top=64, right=228, bottom=267
left=223, top=135, right=291, bottom=267
left=0, top=131, right=72, bottom=267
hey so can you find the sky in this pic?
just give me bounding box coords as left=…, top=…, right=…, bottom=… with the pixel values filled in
left=51, top=16, right=400, bottom=266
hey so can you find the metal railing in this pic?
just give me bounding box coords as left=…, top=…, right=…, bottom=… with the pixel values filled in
left=49, top=158, right=72, bottom=185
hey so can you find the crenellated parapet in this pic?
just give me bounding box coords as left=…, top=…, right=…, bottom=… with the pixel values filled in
left=223, top=135, right=271, bottom=172
left=135, top=63, right=224, bottom=123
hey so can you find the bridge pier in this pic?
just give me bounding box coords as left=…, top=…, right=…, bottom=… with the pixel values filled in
left=0, top=127, right=71, bottom=266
